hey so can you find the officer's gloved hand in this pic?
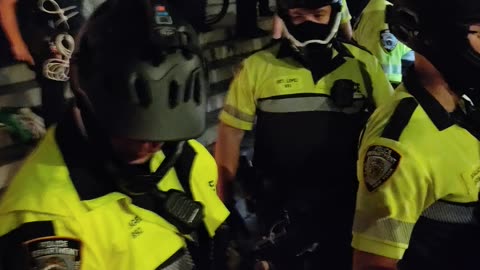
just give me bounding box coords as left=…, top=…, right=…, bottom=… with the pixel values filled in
left=213, top=210, right=257, bottom=270
left=236, top=156, right=257, bottom=204
left=211, top=222, right=233, bottom=270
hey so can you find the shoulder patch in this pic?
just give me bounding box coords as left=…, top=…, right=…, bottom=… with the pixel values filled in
left=24, top=237, right=82, bottom=270
left=0, top=221, right=62, bottom=269
left=380, top=29, right=398, bottom=53
left=363, top=145, right=401, bottom=192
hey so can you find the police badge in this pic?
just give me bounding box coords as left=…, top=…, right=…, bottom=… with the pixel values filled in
left=363, top=145, right=401, bottom=192
left=380, top=29, right=398, bottom=53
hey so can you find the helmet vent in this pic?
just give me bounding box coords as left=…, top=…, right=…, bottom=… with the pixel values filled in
left=193, top=72, right=202, bottom=105
left=134, top=77, right=152, bottom=107
left=169, top=80, right=180, bottom=108
left=184, top=76, right=192, bottom=102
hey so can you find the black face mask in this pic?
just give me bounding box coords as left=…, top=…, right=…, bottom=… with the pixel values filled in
left=287, top=21, right=331, bottom=43
left=284, top=21, right=336, bottom=79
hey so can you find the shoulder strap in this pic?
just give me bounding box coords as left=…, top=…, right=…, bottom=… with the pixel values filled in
left=333, top=40, right=354, bottom=58
left=356, top=60, right=376, bottom=112
left=332, top=41, right=375, bottom=112
left=173, top=142, right=197, bottom=197
left=381, top=97, right=418, bottom=141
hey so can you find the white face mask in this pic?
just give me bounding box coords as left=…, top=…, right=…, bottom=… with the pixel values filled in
left=281, top=11, right=342, bottom=48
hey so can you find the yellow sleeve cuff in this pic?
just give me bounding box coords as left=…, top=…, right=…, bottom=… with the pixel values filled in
left=341, top=16, right=352, bottom=24
left=352, top=233, right=407, bottom=260
left=219, top=110, right=254, bottom=131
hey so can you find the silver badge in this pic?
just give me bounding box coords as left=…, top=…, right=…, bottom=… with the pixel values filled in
left=380, top=30, right=398, bottom=53
left=159, top=26, right=177, bottom=37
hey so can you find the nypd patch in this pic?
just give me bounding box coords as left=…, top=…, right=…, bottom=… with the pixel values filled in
left=380, top=29, right=398, bottom=53
left=363, top=145, right=401, bottom=192
left=24, top=237, right=82, bottom=270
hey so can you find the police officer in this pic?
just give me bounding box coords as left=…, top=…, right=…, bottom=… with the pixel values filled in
left=0, top=0, right=229, bottom=269
left=215, top=0, right=393, bottom=269
left=353, top=0, right=414, bottom=87
left=352, top=1, right=480, bottom=270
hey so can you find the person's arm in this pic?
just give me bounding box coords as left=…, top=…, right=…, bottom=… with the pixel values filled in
left=272, top=15, right=282, bottom=39
left=215, top=122, right=245, bottom=202
left=352, top=135, right=434, bottom=269
left=0, top=0, right=34, bottom=64
left=338, top=22, right=353, bottom=41
left=215, top=60, right=256, bottom=203
left=353, top=250, right=398, bottom=270
left=338, top=0, right=353, bottom=41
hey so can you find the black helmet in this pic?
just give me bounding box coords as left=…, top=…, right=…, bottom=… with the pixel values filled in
left=276, top=0, right=343, bottom=47
left=388, top=0, right=480, bottom=95
left=71, top=0, right=208, bottom=142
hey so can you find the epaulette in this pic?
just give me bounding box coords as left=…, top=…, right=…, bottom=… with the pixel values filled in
left=381, top=97, right=418, bottom=141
